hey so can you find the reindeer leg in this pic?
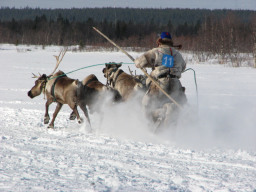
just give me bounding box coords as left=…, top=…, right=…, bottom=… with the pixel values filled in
left=71, top=105, right=84, bottom=124
left=81, top=105, right=91, bottom=126
left=69, top=111, right=76, bottom=120
left=48, top=102, right=63, bottom=128
left=44, top=99, right=53, bottom=124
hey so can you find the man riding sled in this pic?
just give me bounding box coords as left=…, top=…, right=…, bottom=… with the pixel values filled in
left=134, top=32, right=187, bottom=131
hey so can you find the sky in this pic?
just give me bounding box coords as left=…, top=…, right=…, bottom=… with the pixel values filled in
left=1, top=0, right=256, bottom=10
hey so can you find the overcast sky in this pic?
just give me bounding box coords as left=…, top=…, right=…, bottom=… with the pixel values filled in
left=1, top=0, right=256, bottom=10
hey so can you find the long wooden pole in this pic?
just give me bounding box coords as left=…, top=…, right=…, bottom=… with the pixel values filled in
left=93, top=27, right=182, bottom=109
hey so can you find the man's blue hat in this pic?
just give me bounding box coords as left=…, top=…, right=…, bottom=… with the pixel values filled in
left=160, top=32, right=172, bottom=40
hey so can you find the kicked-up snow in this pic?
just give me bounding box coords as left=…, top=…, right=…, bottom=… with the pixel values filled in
left=0, top=44, right=256, bottom=191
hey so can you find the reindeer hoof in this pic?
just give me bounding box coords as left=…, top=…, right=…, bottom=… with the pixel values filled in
left=78, top=118, right=84, bottom=124
left=44, top=116, right=50, bottom=124
left=69, top=112, right=76, bottom=120
left=47, top=124, right=54, bottom=129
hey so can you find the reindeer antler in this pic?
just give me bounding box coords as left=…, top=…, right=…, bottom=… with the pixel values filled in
left=49, top=47, right=68, bottom=76
left=32, top=73, right=41, bottom=78
left=128, top=66, right=134, bottom=76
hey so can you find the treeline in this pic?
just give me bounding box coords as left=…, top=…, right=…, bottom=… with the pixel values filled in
left=0, top=13, right=201, bottom=47
left=1, top=7, right=255, bottom=25
left=0, top=8, right=256, bottom=66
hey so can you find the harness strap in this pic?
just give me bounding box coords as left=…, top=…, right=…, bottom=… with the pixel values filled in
left=42, top=81, right=47, bottom=99
left=170, top=48, right=173, bottom=56
left=106, top=68, right=118, bottom=87
left=112, top=69, right=123, bottom=88
left=169, top=48, right=173, bottom=75
left=51, top=74, right=67, bottom=102
left=158, top=73, right=177, bottom=79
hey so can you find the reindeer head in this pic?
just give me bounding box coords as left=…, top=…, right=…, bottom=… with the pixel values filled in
left=27, top=48, right=68, bottom=99
left=27, top=74, right=48, bottom=98
left=102, top=63, right=122, bottom=78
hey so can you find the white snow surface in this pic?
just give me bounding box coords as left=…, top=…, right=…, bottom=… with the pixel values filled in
left=0, top=44, right=256, bottom=191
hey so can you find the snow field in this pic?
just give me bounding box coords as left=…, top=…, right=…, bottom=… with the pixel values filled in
left=0, top=44, right=256, bottom=191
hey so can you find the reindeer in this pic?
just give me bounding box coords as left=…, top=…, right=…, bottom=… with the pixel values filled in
left=102, top=63, right=146, bottom=101
left=69, top=73, right=122, bottom=120
left=27, top=49, right=90, bottom=128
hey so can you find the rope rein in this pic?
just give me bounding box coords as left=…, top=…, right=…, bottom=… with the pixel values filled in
left=183, top=68, right=199, bottom=108
left=47, top=62, right=198, bottom=106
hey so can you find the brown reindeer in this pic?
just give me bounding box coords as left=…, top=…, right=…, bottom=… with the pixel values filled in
left=102, top=63, right=146, bottom=101
left=27, top=49, right=90, bottom=128
left=69, top=74, right=122, bottom=120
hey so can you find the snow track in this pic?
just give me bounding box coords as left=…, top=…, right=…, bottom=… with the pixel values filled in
left=1, top=106, right=255, bottom=191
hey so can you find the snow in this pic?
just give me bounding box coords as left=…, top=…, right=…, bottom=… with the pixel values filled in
left=0, top=44, right=256, bottom=191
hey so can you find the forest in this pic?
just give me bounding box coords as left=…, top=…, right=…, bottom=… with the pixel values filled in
left=0, top=7, right=256, bottom=66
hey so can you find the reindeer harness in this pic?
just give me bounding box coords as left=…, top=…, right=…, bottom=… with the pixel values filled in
left=50, top=74, right=67, bottom=101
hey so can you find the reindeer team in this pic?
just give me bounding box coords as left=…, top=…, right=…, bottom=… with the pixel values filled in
left=28, top=49, right=145, bottom=129
left=28, top=45, right=186, bottom=132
